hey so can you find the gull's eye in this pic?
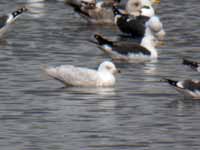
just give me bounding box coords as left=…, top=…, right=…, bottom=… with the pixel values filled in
left=106, top=65, right=112, bottom=70
left=134, top=2, right=139, bottom=7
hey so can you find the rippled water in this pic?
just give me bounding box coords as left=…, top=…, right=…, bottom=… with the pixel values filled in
left=0, top=0, right=200, bottom=150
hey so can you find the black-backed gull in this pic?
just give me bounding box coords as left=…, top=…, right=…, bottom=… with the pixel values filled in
left=113, top=6, right=149, bottom=38
left=113, top=6, right=165, bottom=39
left=93, top=33, right=158, bottom=61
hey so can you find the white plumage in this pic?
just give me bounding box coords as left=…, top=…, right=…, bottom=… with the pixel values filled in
left=44, top=61, right=120, bottom=87
left=145, top=16, right=165, bottom=40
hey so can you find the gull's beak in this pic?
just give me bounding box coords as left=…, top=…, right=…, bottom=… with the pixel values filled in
left=114, top=69, right=121, bottom=74
left=156, top=41, right=165, bottom=47
left=152, top=0, right=160, bottom=4
left=116, top=69, right=121, bottom=74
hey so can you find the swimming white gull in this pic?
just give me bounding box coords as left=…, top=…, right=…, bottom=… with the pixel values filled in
left=43, top=61, right=120, bottom=87
left=183, top=59, right=200, bottom=72
left=164, top=78, right=200, bottom=99
left=0, top=7, right=28, bottom=37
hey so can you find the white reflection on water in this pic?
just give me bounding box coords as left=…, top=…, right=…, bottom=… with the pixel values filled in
left=26, top=0, right=46, bottom=18
left=63, top=87, right=116, bottom=96
left=143, top=62, right=158, bottom=77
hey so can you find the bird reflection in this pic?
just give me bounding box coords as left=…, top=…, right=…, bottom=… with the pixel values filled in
left=26, top=0, right=46, bottom=18
left=62, top=86, right=116, bottom=96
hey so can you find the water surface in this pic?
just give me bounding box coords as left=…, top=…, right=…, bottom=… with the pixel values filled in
left=0, top=0, right=200, bottom=150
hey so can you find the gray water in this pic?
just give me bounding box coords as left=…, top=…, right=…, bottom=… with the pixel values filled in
left=0, top=0, right=200, bottom=150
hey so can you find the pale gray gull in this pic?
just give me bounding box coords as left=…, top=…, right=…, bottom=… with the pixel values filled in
left=43, top=61, right=120, bottom=87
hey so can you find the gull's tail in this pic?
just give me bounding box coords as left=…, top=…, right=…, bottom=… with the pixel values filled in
left=41, top=65, right=58, bottom=78
left=162, top=78, right=178, bottom=87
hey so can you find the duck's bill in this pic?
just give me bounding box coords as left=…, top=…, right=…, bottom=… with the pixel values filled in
left=152, top=0, right=160, bottom=4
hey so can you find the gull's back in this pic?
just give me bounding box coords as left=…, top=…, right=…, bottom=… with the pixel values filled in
left=45, top=65, right=100, bottom=86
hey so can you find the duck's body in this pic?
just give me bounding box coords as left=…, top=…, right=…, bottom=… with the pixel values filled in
left=164, top=78, right=200, bottom=99
left=0, top=7, right=28, bottom=37
left=183, top=59, right=200, bottom=72
left=44, top=61, right=119, bottom=87
left=94, top=34, right=158, bottom=61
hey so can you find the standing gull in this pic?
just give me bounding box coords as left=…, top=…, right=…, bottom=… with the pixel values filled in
left=0, top=7, right=28, bottom=37
left=43, top=61, right=120, bottom=87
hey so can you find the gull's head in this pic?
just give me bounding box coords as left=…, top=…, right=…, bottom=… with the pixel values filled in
left=81, top=0, right=96, bottom=9
left=146, top=16, right=163, bottom=32
left=145, top=16, right=165, bottom=41
left=126, top=0, right=142, bottom=16
left=155, top=29, right=166, bottom=40
left=98, top=61, right=120, bottom=75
